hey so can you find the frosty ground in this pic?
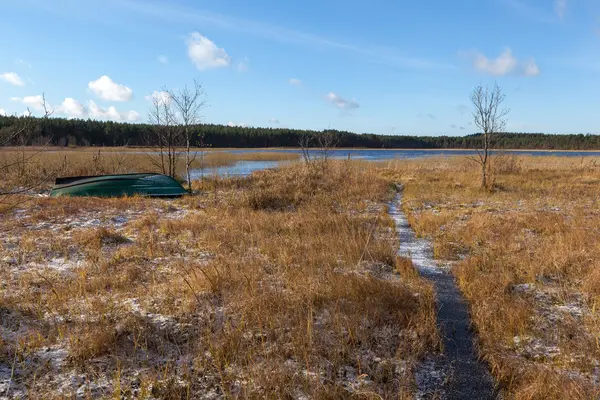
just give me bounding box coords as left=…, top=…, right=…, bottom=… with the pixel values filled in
left=1, top=162, right=438, bottom=399
left=2, top=155, right=600, bottom=399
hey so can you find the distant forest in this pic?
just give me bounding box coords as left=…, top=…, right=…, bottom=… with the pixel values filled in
left=1, top=115, right=600, bottom=150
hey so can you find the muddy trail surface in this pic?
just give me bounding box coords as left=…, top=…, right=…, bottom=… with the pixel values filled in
left=390, top=187, right=497, bottom=399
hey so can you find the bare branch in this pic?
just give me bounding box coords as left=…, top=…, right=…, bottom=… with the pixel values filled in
left=470, top=82, right=509, bottom=189
left=166, top=79, right=208, bottom=191
left=42, top=93, right=54, bottom=118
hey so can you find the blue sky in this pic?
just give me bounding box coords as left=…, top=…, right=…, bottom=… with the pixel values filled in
left=1, top=0, right=600, bottom=135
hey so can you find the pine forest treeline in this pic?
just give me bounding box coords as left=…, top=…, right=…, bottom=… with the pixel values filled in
left=2, top=115, right=600, bottom=150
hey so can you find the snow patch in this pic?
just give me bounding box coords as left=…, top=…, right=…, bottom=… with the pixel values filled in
left=26, top=257, right=85, bottom=274
left=553, top=303, right=584, bottom=318
left=513, top=336, right=561, bottom=361
left=123, top=298, right=177, bottom=330
left=512, top=283, right=536, bottom=293
left=414, top=357, right=447, bottom=399
left=0, top=363, right=26, bottom=400
left=389, top=195, right=446, bottom=275
left=35, top=345, right=69, bottom=369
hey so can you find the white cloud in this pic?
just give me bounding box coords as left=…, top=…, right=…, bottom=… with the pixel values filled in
left=0, top=72, right=25, bottom=86
left=227, top=121, right=248, bottom=127
left=56, top=100, right=139, bottom=122
left=12, top=95, right=139, bottom=120
left=126, top=110, right=140, bottom=122
left=144, top=90, right=172, bottom=106
left=289, top=78, right=302, bottom=86
left=269, top=118, right=280, bottom=124
left=58, top=98, right=86, bottom=118
left=237, top=63, right=247, bottom=72
left=88, top=75, right=133, bottom=101
left=237, top=57, right=249, bottom=72
left=21, top=97, right=141, bottom=121
left=187, top=32, right=231, bottom=71
left=472, top=48, right=540, bottom=77
left=120, top=2, right=452, bottom=71
left=326, top=92, right=360, bottom=110
left=473, top=48, right=517, bottom=76
left=554, top=0, right=566, bottom=19
left=88, top=101, right=120, bottom=120
left=11, top=95, right=48, bottom=111
left=158, top=55, right=169, bottom=64
left=0, top=108, right=6, bottom=116
left=523, top=59, right=540, bottom=76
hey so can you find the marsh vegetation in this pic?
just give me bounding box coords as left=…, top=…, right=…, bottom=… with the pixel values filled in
left=1, top=152, right=600, bottom=399
left=385, top=155, right=600, bottom=399
left=0, top=159, right=438, bottom=398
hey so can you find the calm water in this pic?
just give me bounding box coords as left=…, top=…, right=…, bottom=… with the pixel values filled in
left=190, top=160, right=281, bottom=180
left=192, top=149, right=600, bottom=177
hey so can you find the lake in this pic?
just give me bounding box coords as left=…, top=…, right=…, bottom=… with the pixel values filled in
left=191, top=149, right=600, bottom=178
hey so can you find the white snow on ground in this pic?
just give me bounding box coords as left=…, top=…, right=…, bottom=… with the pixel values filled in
left=553, top=303, right=584, bottom=318
left=513, top=336, right=561, bottom=361
left=27, top=257, right=85, bottom=274
left=512, top=283, right=536, bottom=293
left=123, top=298, right=178, bottom=331
left=0, top=203, right=199, bottom=399
left=110, top=215, right=128, bottom=226
left=388, top=194, right=448, bottom=275
left=35, top=346, right=69, bottom=369
left=389, top=193, right=449, bottom=398
left=414, top=358, right=446, bottom=400
left=0, top=364, right=22, bottom=400
left=1, top=197, right=430, bottom=398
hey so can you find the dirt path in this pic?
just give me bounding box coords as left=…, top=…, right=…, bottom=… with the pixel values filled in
left=390, top=188, right=497, bottom=399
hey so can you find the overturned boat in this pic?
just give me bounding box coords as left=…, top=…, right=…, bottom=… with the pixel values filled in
left=50, top=173, right=188, bottom=198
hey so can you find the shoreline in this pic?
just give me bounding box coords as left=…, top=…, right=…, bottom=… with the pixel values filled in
left=2, top=147, right=600, bottom=153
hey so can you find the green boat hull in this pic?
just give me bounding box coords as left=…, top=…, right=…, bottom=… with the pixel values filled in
left=50, top=173, right=188, bottom=198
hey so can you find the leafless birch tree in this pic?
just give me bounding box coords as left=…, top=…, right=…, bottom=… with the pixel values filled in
left=299, top=128, right=340, bottom=164
left=146, top=92, right=181, bottom=179
left=470, top=83, right=509, bottom=189
left=1, top=94, right=55, bottom=209
left=167, top=80, right=207, bottom=191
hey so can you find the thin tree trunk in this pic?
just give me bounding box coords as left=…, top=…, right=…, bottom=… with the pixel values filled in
left=186, top=127, right=192, bottom=192
left=159, top=141, right=166, bottom=175
left=470, top=84, right=508, bottom=189
left=482, top=133, right=489, bottom=188
left=481, top=162, right=487, bottom=189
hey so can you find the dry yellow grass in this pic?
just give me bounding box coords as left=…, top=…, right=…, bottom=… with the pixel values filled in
left=380, top=155, right=600, bottom=399
left=6, top=151, right=595, bottom=398
left=0, top=148, right=300, bottom=191
left=0, top=160, right=437, bottom=398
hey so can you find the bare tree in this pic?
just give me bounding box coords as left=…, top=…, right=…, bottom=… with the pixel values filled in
left=1, top=94, right=55, bottom=209
left=470, top=83, right=509, bottom=189
left=316, top=129, right=340, bottom=162
left=167, top=80, right=207, bottom=191
left=299, top=128, right=340, bottom=164
left=0, top=94, right=52, bottom=148
left=146, top=95, right=167, bottom=175
left=299, top=133, right=313, bottom=163
left=146, top=92, right=180, bottom=178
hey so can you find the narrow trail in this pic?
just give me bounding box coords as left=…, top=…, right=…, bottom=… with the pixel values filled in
left=389, top=188, right=497, bottom=399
